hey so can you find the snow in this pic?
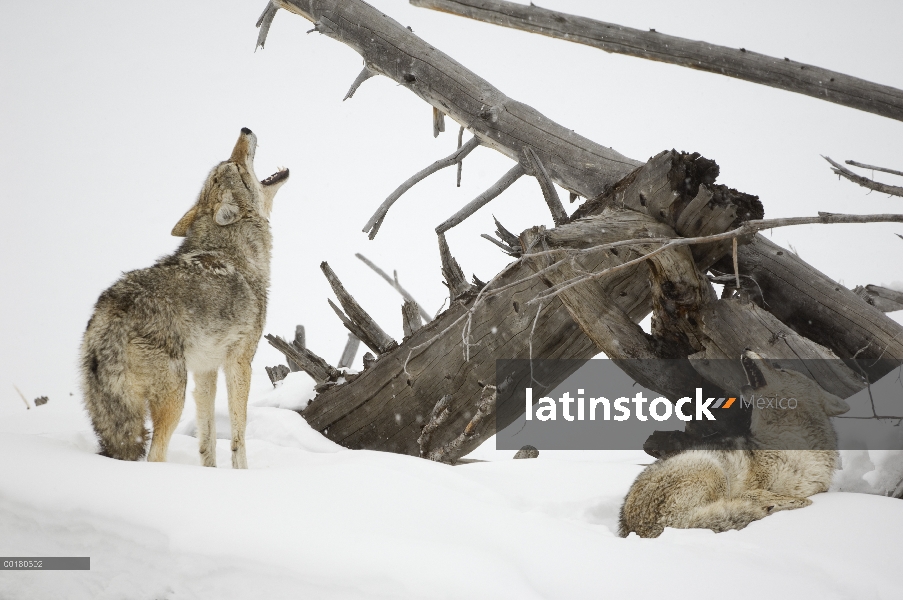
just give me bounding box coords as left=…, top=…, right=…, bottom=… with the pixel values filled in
left=1, top=383, right=902, bottom=599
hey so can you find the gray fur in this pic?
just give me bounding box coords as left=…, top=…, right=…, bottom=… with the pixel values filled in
left=80, top=129, right=288, bottom=468
left=618, top=351, right=849, bottom=537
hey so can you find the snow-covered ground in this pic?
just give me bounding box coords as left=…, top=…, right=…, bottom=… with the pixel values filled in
left=2, top=374, right=901, bottom=600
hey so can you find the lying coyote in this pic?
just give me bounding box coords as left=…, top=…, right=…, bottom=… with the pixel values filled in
left=80, top=128, right=288, bottom=468
left=618, top=351, right=850, bottom=538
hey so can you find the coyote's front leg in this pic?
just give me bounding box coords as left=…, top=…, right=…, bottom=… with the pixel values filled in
left=225, top=352, right=252, bottom=469
left=194, top=370, right=218, bottom=468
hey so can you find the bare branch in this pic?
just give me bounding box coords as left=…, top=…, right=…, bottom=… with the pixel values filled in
left=255, top=2, right=279, bottom=50
left=432, top=107, right=446, bottom=137
left=363, top=136, right=481, bottom=239
left=824, top=156, right=903, bottom=197
left=456, top=126, right=464, bottom=187
left=264, top=334, right=339, bottom=384
left=321, top=261, right=397, bottom=354
left=411, top=0, right=903, bottom=123
left=845, top=160, right=903, bottom=179
left=355, top=253, right=432, bottom=322
left=13, top=385, right=31, bottom=410
left=337, top=333, right=361, bottom=368
left=435, top=163, right=526, bottom=234
left=524, top=147, right=568, bottom=226
left=343, top=65, right=377, bottom=101
left=480, top=233, right=518, bottom=255
left=528, top=212, right=903, bottom=305
left=438, top=233, right=473, bottom=300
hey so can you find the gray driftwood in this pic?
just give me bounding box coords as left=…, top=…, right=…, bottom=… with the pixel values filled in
left=411, top=0, right=903, bottom=123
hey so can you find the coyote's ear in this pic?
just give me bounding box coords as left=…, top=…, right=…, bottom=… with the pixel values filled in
left=213, top=190, right=241, bottom=226
left=171, top=206, right=198, bottom=237
left=820, top=393, right=851, bottom=417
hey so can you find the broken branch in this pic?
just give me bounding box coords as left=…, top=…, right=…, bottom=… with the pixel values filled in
left=824, top=156, right=903, bottom=197
left=524, top=146, right=568, bottom=226
left=363, top=136, right=481, bottom=239
left=343, top=65, right=377, bottom=101
left=845, top=160, right=903, bottom=178
left=321, top=261, right=397, bottom=354
left=435, top=163, right=525, bottom=234
left=355, top=253, right=432, bottom=322
left=255, top=2, right=279, bottom=50
left=264, top=334, right=339, bottom=384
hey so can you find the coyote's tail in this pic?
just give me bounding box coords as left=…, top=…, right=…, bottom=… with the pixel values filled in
left=80, top=308, right=148, bottom=460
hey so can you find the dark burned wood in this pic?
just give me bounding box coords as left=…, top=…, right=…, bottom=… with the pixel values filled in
left=412, top=0, right=903, bottom=123
left=401, top=299, right=424, bottom=338
left=265, top=334, right=339, bottom=384
left=271, top=0, right=642, bottom=205
left=321, top=261, right=397, bottom=355
left=437, top=233, right=473, bottom=300
left=854, top=284, right=903, bottom=313
left=718, top=235, right=903, bottom=381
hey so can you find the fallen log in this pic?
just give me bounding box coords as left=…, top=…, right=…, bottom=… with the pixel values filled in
left=412, top=0, right=903, bottom=123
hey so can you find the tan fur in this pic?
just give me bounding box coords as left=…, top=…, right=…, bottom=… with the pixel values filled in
left=618, top=351, right=850, bottom=537
left=80, top=128, right=288, bottom=468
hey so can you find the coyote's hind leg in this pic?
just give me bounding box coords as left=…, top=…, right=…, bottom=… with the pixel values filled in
left=146, top=362, right=187, bottom=463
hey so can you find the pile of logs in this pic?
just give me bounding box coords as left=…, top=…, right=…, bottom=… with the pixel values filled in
left=258, top=0, right=903, bottom=465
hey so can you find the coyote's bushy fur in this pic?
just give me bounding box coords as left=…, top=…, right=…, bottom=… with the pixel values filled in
left=618, top=351, right=850, bottom=537
left=80, top=128, right=288, bottom=468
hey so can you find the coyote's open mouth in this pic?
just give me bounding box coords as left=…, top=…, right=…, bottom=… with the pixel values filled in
left=261, top=168, right=289, bottom=187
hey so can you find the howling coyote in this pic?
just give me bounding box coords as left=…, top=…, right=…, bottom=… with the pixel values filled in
left=618, top=351, right=850, bottom=537
left=80, top=128, right=288, bottom=469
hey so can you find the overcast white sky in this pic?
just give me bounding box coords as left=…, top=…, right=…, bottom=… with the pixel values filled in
left=1, top=0, right=901, bottom=412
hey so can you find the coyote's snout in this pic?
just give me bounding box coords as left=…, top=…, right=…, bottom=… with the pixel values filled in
left=80, top=128, right=288, bottom=468
left=618, top=351, right=849, bottom=538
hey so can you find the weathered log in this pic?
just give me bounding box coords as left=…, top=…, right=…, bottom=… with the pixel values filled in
left=411, top=0, right=903, bottom=123
left=717, top=234, right=903, bottom=381
left=523, top=147, right=568, bottom=226
left=321, top=261, right=397, bottom=355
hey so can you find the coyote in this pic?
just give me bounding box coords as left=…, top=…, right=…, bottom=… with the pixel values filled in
left=80, top=128, right=288, bottom=469
left=618, top=351, right=850, bottom=538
